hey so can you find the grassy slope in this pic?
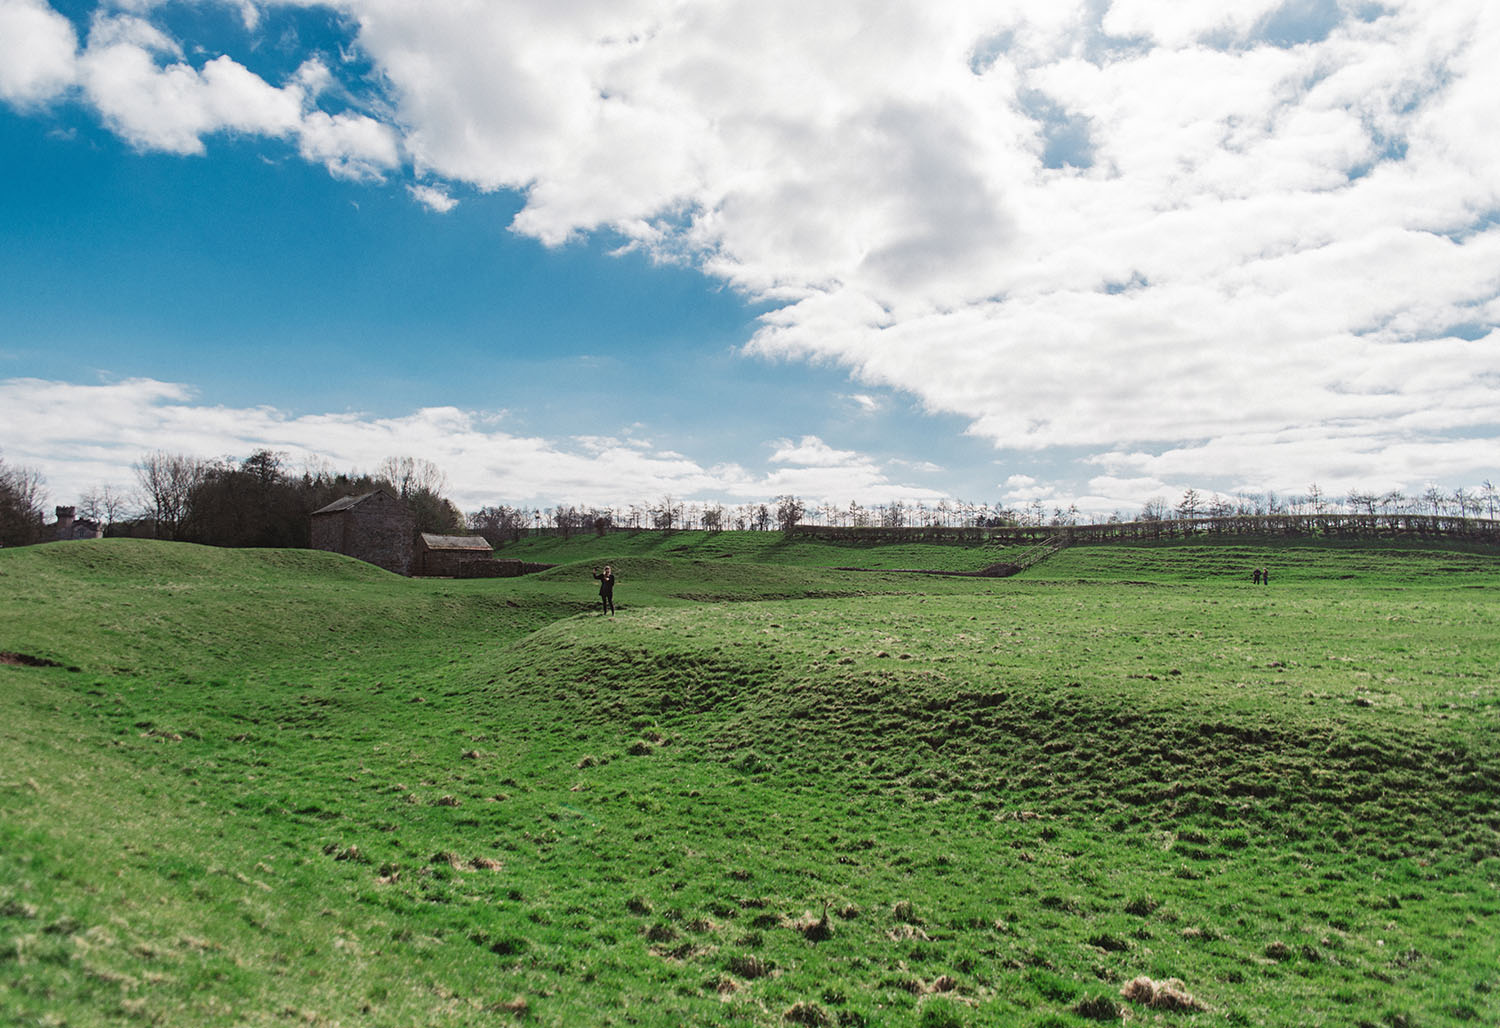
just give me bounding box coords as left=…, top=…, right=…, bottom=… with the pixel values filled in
left=498, top=529, right=1025, bottom=573
left=2, top=538, right=1498, bottom=1027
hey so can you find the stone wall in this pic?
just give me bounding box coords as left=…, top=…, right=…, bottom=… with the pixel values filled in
left=455, top=559, right=556, bottom=578
left=418, top=549, right=479, bottom=577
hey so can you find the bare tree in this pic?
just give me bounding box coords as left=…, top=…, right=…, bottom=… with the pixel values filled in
left=1482, top=480, right=1497, bottom=519
left=0, top=456, right=47, bottom=546
left=775, top=495, right=806, bottom=533
left=1422, top=485, right=1446, bottom=516
left=880, top=499, right=907, bottom=528
left=469, top=505, right=529, bottom=544
left=1175, top=488, right=1202, bottom=521
left=702, top=504, right=724, bottom=531
left=377, top=456, right=447, bottom=500
left=134, top=451, right=207, bottom=539
left=1306, top=482, right=1327, bottom=515
left=651, top=495, right=677, bottom=530
left=1139, top=497, right=1168, bottom=521
left=79, top=484, right=128, bottom=529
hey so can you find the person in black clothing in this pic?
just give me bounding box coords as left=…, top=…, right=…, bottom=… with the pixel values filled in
left=593, top=565, right=616, bottom=614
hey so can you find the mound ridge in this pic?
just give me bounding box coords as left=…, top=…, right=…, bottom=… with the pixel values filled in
left=493, top=600, right=1498, bottom=855
left=4, top=534, right=1497, bottom=1026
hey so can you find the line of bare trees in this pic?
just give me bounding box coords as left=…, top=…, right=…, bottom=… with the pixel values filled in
left=477, top=481, right=1499, bottom=544
left=1138, top=482, right=1500, bottom=525
left=4, top=443, right=1496, bottom=552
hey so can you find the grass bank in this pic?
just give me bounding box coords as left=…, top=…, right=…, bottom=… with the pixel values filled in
left=2, top=538, right=1497, bottom=1026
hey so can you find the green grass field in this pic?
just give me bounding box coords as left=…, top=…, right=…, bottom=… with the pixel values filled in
left=2, top=534, right=1498, bottom=1026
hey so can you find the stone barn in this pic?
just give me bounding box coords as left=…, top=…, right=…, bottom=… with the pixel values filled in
left=310, top=488, right=415, bottom=576
left=414, top=533, right=494, bottom=577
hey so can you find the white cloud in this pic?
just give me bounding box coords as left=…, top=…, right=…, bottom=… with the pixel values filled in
left=296, top=109, right=398, bottom=180
left=3, top=1, right=1497, bottom=507
left=78, top=25, right=302, bottom=153
left=0, top=378, right=944, bottom=511
left=758, top=435, right=947, bottom=502
left=768, top=435, right=863, bottom=467
left=0, top=6, right=399, bottom=178
left=408, top=183, right=457, bottom=213
left=301, top=0, right=1497, bottom=500
left=0, top=0, right=77, bottom=105
left=1100, top=0, right=1290, bottom=49
left=844, top=393, right=884, bottom=414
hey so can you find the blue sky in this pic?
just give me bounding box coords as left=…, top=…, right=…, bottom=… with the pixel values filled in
left=2, top=1, right=1496, bottom=516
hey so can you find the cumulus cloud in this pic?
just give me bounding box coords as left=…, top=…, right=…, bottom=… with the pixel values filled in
left=769, top=435, right=863, bottom=467
left=0, top=0, right=78, bottom=105
left=296, top=108, right=399, bottom=180
left=760, top=435, right=947, bottom=501
left=79, top=31, right=302, bottom=154
left=2, top=5, right=399, bottom=177
left=283, top=0, right=1495, bottom=496
left=408, top=183, right=457, bottom=213
left=0, top=378, right=942, bottom=511
left=4, top=1, right=1497, bottom=505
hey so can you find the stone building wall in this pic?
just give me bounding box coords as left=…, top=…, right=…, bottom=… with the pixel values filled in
left=413, top=534, right=495, bottom=577
left=417, top=548, right=472, bottom=577
left=310, top=489, right=414, bottom=575
left=308, top=513, right=343, bottom=554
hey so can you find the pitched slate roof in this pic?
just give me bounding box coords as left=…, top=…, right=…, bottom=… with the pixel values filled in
left=311, top=489, right=389, bottom=515
left=418, top=533, right=493, bottom=551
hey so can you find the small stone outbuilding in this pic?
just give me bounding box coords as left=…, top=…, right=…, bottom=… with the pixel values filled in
left=414, top=533, right=494, bottom=577
left=310, top=488, right=415, bottom=576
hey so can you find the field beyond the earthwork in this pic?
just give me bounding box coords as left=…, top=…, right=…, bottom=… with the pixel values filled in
left=2, top=534, right=1498, bottom=1027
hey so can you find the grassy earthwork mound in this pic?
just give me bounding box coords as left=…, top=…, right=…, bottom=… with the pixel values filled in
left=2, top=535, right=1498, bottom=1026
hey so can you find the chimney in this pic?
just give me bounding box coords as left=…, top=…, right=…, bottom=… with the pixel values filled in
left=55, top=506, right=75, bottom=540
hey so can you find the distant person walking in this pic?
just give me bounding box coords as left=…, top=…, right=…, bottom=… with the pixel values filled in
left=1252, top=568, right=1262, bottom=585
left=593, top=565, right=616, bottom=615
left=1260, top=567, right=1270, bottom=586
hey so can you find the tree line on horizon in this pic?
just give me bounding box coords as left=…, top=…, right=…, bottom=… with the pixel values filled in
left=0, top=450, right=464, bottom=549
left=0, top=448, right=1496, bottom=550
left=490, top=481, right=1500, bottom=542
